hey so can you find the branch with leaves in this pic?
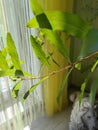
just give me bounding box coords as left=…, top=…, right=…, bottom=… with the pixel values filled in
left=1, top=0, right=98, bottom=105
left=9, top=51, right=98, bottom=82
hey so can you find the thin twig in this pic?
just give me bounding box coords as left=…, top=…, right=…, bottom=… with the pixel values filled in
left=21, top=64, right=72, bottom=81
left=77, top=51, right=98, bottom=63
left=11, top=51, right=98, bottom=81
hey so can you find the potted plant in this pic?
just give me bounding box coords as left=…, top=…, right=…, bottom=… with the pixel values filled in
left=0, top=0, right=98, bottom=109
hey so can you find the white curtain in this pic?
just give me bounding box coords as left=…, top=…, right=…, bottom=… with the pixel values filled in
left=0, top=0, right=44, bottom=130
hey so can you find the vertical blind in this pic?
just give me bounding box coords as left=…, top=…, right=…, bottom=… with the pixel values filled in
left=0, top=0, right=44, bottom=130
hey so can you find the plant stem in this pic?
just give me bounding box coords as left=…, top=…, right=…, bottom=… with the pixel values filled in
left=11, top=51, right=98, bottom=81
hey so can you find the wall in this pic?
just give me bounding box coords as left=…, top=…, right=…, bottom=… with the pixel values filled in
left=70, top=0, right=98, bottom=89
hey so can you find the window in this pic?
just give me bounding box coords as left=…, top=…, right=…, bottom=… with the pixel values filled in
left=0, top=0, right=44, bottom=129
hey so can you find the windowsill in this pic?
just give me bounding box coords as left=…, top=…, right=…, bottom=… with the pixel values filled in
left=30, top=105, right=72, bottom=130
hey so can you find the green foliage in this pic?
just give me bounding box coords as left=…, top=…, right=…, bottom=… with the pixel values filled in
left=30, top=0, right=43, bottom=15
left=29, top=0, right=52, bottom=29
left=12, top=81, right=22, bottom=98
left=22, top=76, right=48, bottom=102
left=57, top=69, right=72, bottom=105
left=27, top=11, right=91, bottom=39
left=75, top=63, right=81, bottom=70
left=15, top=70, right=24, bottom=77
left=90, top=78, right=98, bottom=105
left=79, top=71, right=92, bottom=105
left=79, top=28, right=98, bottom=59
left=1, top=0, right=98, bottom=105
left=0, top=51, right=9, bottom=70
left=91, top=59, right=98, bottom=72
left=41, top=29, right=70, bottom=61
left=28, top=0, right=98, bottom=105
left=30, top=35, right=50, bottom=66
left=6, top=33, right=22, bottom=70
left=79, top=79, right=88, bottom=104
left=0, top=69, right=16, bottom=77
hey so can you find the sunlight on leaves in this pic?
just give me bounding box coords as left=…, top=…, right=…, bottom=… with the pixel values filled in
left=27, top=11, right=91, bottom=39
left=15, top=70, right=24, bottom=77
left=23, top=71, right=33, bottom=77
left=30, top=35, right=50, bottom=67
left=27, top=13, right=52, bottom=29
left=30, top=0, right=43, bottom=15
left=12, top=81, right=22, bottom=98
left=0, top=69, right=16, bottom=77
left=1, top=47, right=8, bottom=58
left=6, top=33, right=21, bottom=70
left=41, top=29, right=70, bottom=62
left=22, top=76, right=48, bottom=102
left=0, top=51, right=9, bottom=70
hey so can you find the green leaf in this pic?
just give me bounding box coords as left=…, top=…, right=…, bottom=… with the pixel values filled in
left=90, top=79, right=98, bottom=105
left=75, top=63, right=81, bottom=70
left=79, top=73, right=91, bottom=104
left=0, top=69, right=16, bottom=77
left=27, top=11, right=92, bottom=38
left=79, top=82, right=87, bottom=105
left=12, top=81, right=22, bottom=98
left=27, top=14, right=52, bottom=29
left=30, top=35, right=50, bottom=66
left=41, top=29, right=70, bottom=61
left=0, top=51, right=9, bottom=70
left=37, top=13, right=52, bottom=29
left=14, top=70, right=32, bottom=78
left=1, top=47, right=8, bottom=58
left=29, top=0, right=52, bottom=29
left=30, top=0, right=43, bottom=15
left=52, top=58, right=60, bottom=67
left=57, top=69, right=72, bottom=106
left=27, top=13, right=52, bottom=29
left=46, top=52, right=60, bottom=67
left=22, top=76, right=48, bottom=102
left=27, top=17, right=38, bottom=28
left=91, top=59, right=98, bottom=72
left=79, top=28, right=98, bottom=59
left=6, top=33, right=21, bottom=70
left=46, top=52, right=53, bottom=59
left=47, top=11, right=91, bottom=38
left=15, top=70, right=24, bottom=77
left=23, top=71, right=33, bottom=77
